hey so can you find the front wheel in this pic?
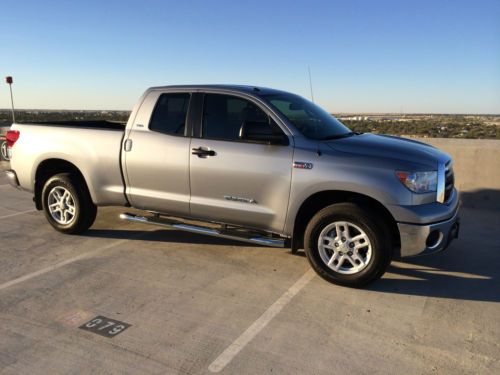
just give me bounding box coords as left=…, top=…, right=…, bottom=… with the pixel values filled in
left=42, top=173, right=97, bottom=234
left=304, top=203, right=392, bottom=287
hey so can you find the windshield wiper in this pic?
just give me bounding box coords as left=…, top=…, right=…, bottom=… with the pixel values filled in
left=319, top=132, right=356, bottom=140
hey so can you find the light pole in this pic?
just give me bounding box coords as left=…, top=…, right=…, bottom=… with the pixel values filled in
left=5, top=76, right=16, bottom=123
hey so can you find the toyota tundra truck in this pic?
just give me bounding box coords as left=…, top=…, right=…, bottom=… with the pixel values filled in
left=4, top=85, right=459, bottom=287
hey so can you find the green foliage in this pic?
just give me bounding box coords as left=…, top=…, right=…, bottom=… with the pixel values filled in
left=1, top=110, right=498, bottom=139
left=0, top=110, right=130, bottom=126
left=342, top=116, right=499, bottom=139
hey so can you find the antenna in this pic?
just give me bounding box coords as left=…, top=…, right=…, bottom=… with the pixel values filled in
left=308, top=66, right=315, bottom=103
left=5, top=76, right=16, bottom=123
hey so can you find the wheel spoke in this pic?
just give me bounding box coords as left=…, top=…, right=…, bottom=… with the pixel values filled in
left=354, top=242, right=368, bottom=250
left=350, top=234, right=365, bottom=242
left=334, top=223, right=342, bottom=239
left=62, top=190, right=70, bottom=202
left=352, top=251, right=366, bottom=267
left=321, top=235, right=335, bottom=250
left=54, top=190, right=63, bottom=200
left=331, top=255, right=345, bottom=271
left=335, top=222, right=350, bottom=240
left=345, top=255, right=357, bottom=267
left=327, top=252, right=339, bottom=266
left=343, top=225, right=351, bottom=240
left=52, top=208, right=62, bottom=221
left=323, top=235, right=334, bottom=244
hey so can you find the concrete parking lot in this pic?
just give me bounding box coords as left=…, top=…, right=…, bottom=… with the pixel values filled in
left=0, top=160, right=499, bottom=374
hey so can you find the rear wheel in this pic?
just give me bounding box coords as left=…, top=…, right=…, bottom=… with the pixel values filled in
left=304, top=203, right=392, bottom=287
left=42, top=173, right=97, bottom=234
left=1, top=140, right=9, bottom=161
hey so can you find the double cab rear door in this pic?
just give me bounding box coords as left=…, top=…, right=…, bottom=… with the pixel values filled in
left=123, top=89, right=294, bottom=233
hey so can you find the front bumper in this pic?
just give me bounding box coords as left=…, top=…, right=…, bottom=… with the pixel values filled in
left=5, top=169, right=21, bottom=190
left=398, top=208, right=460, bottom=257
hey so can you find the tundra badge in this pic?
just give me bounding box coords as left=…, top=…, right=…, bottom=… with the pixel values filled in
left=293, top=161, right=313, bottom=169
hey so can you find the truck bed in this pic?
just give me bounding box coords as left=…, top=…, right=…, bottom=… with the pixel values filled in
left=25, top=120, right=126, bottom=131
left=9, top=122, right=128, bottom=207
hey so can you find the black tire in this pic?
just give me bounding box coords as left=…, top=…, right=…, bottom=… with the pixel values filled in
left=41, top=173, right=97, bottom=234
left=304, top=203, right=392, bottom=287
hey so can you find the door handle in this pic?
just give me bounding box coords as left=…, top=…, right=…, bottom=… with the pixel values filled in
left=124, top=139, right=133, bottom=152
left=192, top=147, right=216, bottom=157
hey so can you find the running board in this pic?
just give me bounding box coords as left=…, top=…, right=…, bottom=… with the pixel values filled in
left=119, top=213, right=286, bottom=248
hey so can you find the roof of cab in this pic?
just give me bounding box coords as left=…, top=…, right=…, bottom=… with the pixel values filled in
left=148, top=84, right=287, bottom=96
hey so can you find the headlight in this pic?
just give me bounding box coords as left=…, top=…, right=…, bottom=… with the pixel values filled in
left=395, top=171, right=437, bottom=193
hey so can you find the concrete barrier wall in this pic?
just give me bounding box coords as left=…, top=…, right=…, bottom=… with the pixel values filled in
left=0, top=126, right=498, bottom=208
left=413, top=138, right=500, bottom=210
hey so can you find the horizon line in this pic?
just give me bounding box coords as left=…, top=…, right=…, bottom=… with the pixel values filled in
left=1, top=108, right=500, bottom=116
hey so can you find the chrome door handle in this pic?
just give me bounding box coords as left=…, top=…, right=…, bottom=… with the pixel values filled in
left=124, top=139, right=133, bottom=152
left=192, top=147, right=216, bottom=157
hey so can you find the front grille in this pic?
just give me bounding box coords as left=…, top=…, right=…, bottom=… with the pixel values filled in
left=444, top=161, right=454, bottom=202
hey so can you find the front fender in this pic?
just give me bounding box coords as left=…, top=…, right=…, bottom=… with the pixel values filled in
left=283, top=147, right=412, bottom=235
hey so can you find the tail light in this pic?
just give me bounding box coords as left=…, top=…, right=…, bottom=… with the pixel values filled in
left=6, top=130, right=20, bottom=148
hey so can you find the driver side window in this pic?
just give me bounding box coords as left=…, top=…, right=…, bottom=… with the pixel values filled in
left=202, top=94, right=270, bottom=141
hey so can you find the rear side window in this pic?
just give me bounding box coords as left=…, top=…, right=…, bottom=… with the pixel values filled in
left=149, top=93, right=190, bottom=136
left=202, top=94, right=269, bottom=141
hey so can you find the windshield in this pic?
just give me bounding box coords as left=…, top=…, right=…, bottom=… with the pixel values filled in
left=261, top=93, right=352, bottom=140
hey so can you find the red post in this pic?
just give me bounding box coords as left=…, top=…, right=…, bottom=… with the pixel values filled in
left=5, top=76, right=15, bottom=123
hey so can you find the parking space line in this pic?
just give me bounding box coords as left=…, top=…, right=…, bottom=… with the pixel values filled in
left=0, top=209, right=37, bottom=220
left=208, top=269, right=316, bottom=373
left=0, top=237, right=139, bottom=291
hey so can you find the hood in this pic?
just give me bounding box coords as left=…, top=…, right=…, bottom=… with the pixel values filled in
left=324, top=133, right=450, bottom=168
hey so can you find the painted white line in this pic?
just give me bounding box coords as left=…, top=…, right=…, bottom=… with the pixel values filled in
left=208, top=269, right=316, bottom=373
left=0, top=237, right=134, bottom=291
left=0, top=209, right=37, bottom=220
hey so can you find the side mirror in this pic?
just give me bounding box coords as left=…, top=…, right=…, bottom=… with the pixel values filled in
left=239, top=121, right=288, bottom=145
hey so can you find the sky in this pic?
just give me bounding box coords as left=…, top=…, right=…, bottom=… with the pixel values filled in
left=0, top=0, right=499, bottom=114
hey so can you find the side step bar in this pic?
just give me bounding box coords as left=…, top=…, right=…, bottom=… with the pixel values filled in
left=120, top=213, right=286, bottom=248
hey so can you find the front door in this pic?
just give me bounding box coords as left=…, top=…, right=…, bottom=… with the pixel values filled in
left=189, top=93, right=293, bottom=233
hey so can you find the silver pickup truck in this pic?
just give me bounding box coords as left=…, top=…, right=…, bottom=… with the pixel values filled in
left=5, top=85, right=459, bottom=287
